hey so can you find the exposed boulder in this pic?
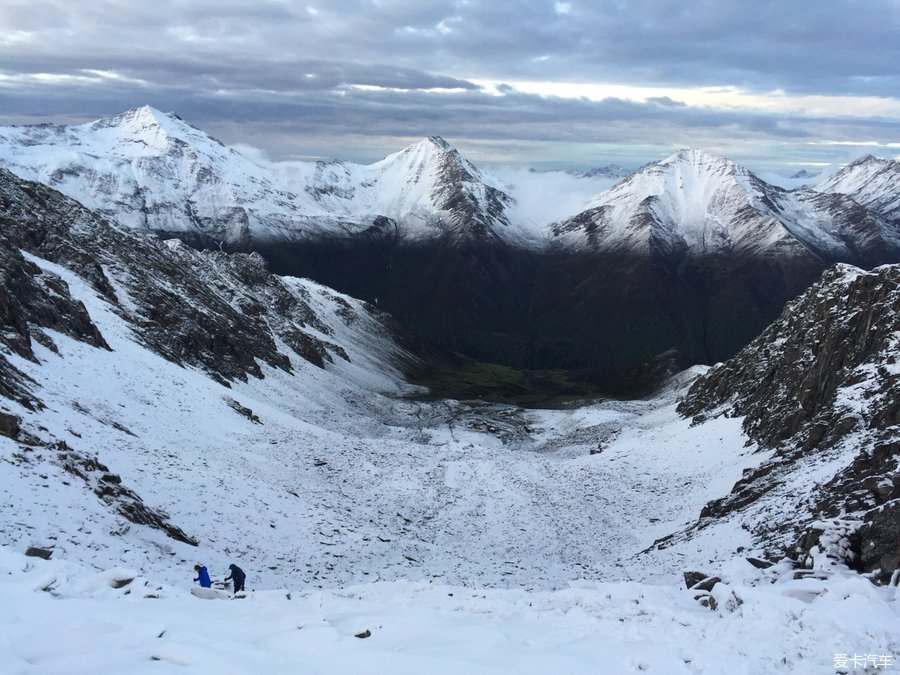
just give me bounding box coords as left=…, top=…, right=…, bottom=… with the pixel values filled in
left=683, top=572, right=721, bottom=591
left=0, top=411, right=21, bottom=439
left=25, top=546, right=53, bottom=559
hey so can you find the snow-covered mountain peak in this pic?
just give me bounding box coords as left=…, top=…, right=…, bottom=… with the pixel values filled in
left=656, top=147, right=747, bottom=178
left=94, top=104, right=170, bottom=130
left=606, top=148, right=754, bottom=206
left=424, top=135, right=452, bottom=151
left=86, top=105, right=234, bottom=160
left=548, top=147, right=780, bottom=255
left=550, top=144, right=898, bottom=264
left=547, top=147, right=900, bottom=263
left=817, top=154, right=899, bottom=192
left=375, top=135, right=470, bottom=176
left=88, top=105, right=185, bottom=154
left=815, top=154, right=900, bottom=225
left=363, top=135, right=512, bottom=242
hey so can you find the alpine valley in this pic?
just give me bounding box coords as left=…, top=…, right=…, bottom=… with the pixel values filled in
left=4, top=106, right=900, bottom=393
left=0, top=108, right=898, bottom=674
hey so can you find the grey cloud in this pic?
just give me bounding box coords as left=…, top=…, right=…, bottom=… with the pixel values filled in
left=3, top=1, right=898, bottom=98
left=1, top=0, right=898, bottom=170
left=0, top=75, right=870, bottom=150
left=646, top=97, right=687, bottom=108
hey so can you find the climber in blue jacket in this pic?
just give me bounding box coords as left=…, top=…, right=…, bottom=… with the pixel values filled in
left=193, top=564, right=212, bottom=588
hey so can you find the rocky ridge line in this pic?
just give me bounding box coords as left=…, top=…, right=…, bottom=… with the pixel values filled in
left=676, top=264, right=900, bottom=581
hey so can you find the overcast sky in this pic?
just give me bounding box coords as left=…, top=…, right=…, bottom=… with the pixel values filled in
left=1, top=0, right=899, bottom=171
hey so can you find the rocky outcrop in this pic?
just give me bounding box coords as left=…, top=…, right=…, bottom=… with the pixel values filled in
left=58, top=438, right=197, bottom=546
left=858, top=500, right=900, bottom=576
left=0, top=168, right=358, bottom=385
left=679, top=265, right=900, bottom=448
left=678, top=264, right=900, bottom=581
left=6, top=424, right=198, bottom=547
left=0, top=236, right=109, bottom=359
left=0, top=231, right=112, bottom=409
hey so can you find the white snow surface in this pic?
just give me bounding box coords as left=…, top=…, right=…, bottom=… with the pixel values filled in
left=2, top=546, right=898, bottom=675
left=1, top=245, right=898, bottom=671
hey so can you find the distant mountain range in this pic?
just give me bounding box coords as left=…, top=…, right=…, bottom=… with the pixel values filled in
left=2, top=107, right=899, bottom=389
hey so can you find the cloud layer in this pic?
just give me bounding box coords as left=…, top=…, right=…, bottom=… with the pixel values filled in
left=1, top=0, right=898, bottom=169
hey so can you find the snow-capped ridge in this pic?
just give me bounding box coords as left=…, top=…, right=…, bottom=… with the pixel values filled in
left=93, top=105, right=204, bottom=140
left=659, top=147, right=744, bottom=172
left=95, top=104, right=170, bottom=128
left=0, top=111, right=515, bottom=245
left=424, top=135, right=453, bottom=152
left=815, top=154, right=900, bottom=226
left=550, top=146, right=785, bottom=256
left=88, top=105, right=204, bottom=153
left=374, top=135, right=473, bottom=177
left=568, top=164, right=632, bottom=180
left=0, top=109, right=897, bottom=257
left=551, top=146, right=900, bottom=264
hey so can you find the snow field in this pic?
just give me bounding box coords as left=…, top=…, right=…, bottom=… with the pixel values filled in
left=1, top=547, right=897, bottom=675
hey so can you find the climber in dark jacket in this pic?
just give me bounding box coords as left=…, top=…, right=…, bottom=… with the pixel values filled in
left=193, top=564, right=212, bottom=588
left=224, top=563, right=246, bottom=593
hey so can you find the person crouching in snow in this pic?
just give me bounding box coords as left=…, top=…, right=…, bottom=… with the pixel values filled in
left=224, top=564, right=246, bottom=593
left=193, top=564, right=212, bottom=588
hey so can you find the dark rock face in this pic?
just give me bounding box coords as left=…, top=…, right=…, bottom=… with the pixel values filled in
left=683, top=572, right=721, bottom=591
left=426, top=142, right=512, bottom=243
left=678, top=264, right=900, bottom=581
left=858, top=500, right=900, bottom=576
left=0, top=168, right=355, bottom=385
left=0, top=237, right=109, bottom=358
